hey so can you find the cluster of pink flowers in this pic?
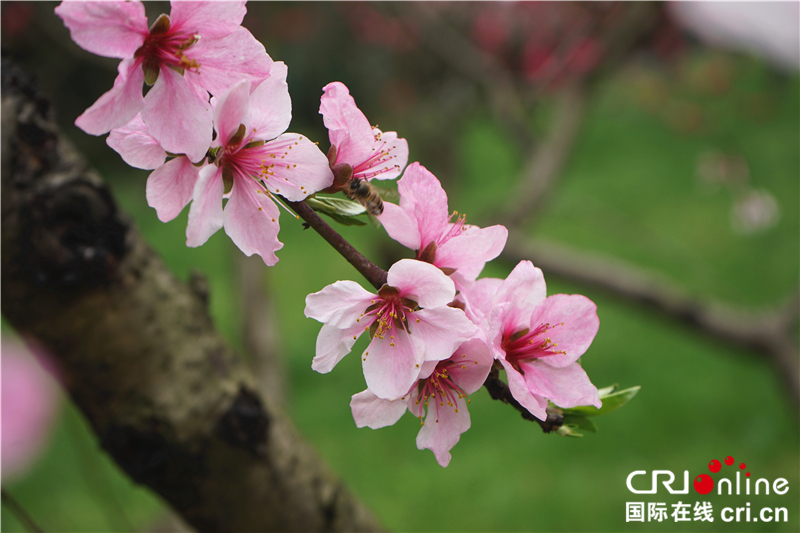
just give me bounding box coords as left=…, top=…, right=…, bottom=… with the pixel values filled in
left=58, top=0, right=603, bottom=468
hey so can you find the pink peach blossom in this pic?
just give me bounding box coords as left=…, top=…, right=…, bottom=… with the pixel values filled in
left=475, top=261, right=602, bottom=420
left=118, top=64, right=332, bottom=265
left=305, top=259, right=478, bottom=400
left=350, top=338, right=492, bottom=467
left=379, top=162, right=508, bottom=291
left=319, top=81, right=408, bottom=182
left=55, top=0, right=272, bottom=162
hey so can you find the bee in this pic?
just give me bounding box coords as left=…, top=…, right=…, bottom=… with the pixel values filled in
left=344, top=177, right=384, bottom=216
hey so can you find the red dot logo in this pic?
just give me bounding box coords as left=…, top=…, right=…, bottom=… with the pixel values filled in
left=694, top=474, right=714, bottom=494
left=709, top=459, right=721, bottom=473
left=725, top=456, right=734, bottom=466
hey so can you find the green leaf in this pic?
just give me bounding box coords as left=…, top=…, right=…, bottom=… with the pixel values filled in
left=558, top=385, right=641, bottom=418
left=306, top=196, right=369, bottom=226
left=562, top=415, right=598, bottom=434
left=307, top=196, right=367, bottom=217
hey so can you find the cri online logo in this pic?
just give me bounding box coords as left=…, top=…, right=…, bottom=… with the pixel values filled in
left=627, top=455, right=789, bottom=495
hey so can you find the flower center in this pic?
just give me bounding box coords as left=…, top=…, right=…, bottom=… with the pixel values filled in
left=135, top=14, right=200, bottom=84
left=502, top=322, right=565, bottom=373
left=412, top=357, right=475, bottom=424
left=351, top=128, right=402, bottom=180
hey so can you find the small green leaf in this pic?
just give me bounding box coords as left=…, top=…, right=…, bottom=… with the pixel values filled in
left=556, top=424, right=585, bottom=438
left=559, top=385, right=641, bottom=418
left=307, top=196, right=367, bottom=217
left=325, top=212, right=368, bottom=227
left=562, top=415, right=598, bottom=434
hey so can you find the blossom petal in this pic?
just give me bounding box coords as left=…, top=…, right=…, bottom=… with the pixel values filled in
left=378, top=202, right=421, bottom=251
left=350, top=389, right=408, bottom=429
left=222, top=178, right=283, bottom=265
left=458, top=276, right=503, bottom=327
left=416, top=393, right=471, bottom=468
left=245, top=62, right=290, bottom=141
left=142, top=67, right=212, bottom=163
left=186, top=165, right=223, bottom=247
left=436, top=224, right=508, bottom=281
left=75, top=58, right=145, bottom=135
left=396, top=162, right=449, bottom=247
left=55, top=0, right=147, bottom=58
left=500, top=359, right=548, bottom=420
left=493, top=260, right=547, bottom=334
left=359, top=130, right=408, bottom=181
left=387, top=259, right=454, bottom=309
left=320, top=82, right=374, bottom=165
left=311, top=324, right=364, bottom=374
left=410, top=307, right=479, bottom=364
left=362, top=330, right=424, bottom=400
left=107, top=114, right=167, bottom=170
left=448, top=339, right=493, bottom=394
left=305, top=280, right=375, bottom=329
left=528, top=294, right=599, bottom=367
left=146, top=156, right=199, bottom=222
left=261, top=134, right=334, bottom=201
left=521, top=361, right=602, bottom=409
left=214, top=79, right=251, bottom=147
left=169, top=0, right=246, bottom=39
left=190, top=28, right=273, bottom=98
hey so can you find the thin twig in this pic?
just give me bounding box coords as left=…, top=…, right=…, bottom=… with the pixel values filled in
left=1, top=488, right=44, bottom=533
left=287, top=199, right=388, bottom=290
left=498, top=82, right=589, bottom=228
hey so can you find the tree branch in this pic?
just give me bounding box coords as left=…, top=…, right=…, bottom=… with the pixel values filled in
left=1, top=60, right=382, bottom=533
left=287, top=199, right=388, bottom=290
left=502, top=236, right=800, bottom=412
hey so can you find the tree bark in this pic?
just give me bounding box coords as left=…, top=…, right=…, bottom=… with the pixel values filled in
left=1, top=60, right=382, bottom=533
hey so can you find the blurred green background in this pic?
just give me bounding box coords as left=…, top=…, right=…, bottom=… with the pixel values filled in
left=2, top=2, right=798, bottom=532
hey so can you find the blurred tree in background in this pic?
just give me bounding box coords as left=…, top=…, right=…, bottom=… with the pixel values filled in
left=2, top=2, right=798, bottom=532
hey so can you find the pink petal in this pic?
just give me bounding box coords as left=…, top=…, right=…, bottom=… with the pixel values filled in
left=107, top=114, right=166, bottom=170
left=396, top=163, right=450, bottom=247
left=214, top=79, right=251, bottom=146
left=436, top=224, right=508, bottom=281
left=448, top=339, right=493, bottom=395
left=378, top=202, right=421, bottom=251
left=493, top=260, right=547, bottom=334
left=386, top=259, right=455, bottom=309
left=261, top=134, right=334, bottom=201
left=186, top=165, right=223, bottom=247
left=528, top=294, right=599, bottom=368
left=169, top=0, right=246, bottom=40
left=75, top=57, right=145, bottom=135
left=350, top=389, right=408, bottom=429
left=500, top=359, right=548, bottom=420
left=146, top=156, right=200, bottom=222
left=190, top=28, right=273, bottom=98
left=223, top=177, right=283, bottom=266
left=319, top=82, right=375, bottom=165
left=521, top=361, right=602, bottom=409
left=457, top=277, right=503, bottom=327
left=362, top=330, right=425, bottom=400
left=245, top=62, right=290, bottom=141
left=410, top=306, right=479, bottom=364
left=416, top=393, right=471, bottom=468
left=359, top=130, right=408, bottom=181
left=1, top=341, right=60, bottom=481
left=55, top=0, right=147, bottom=58
left=311, top=324, right=364, bottom=374
left=304, top=280, right=375, bottom=328
left=141, top=67, right=212, bottom=163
